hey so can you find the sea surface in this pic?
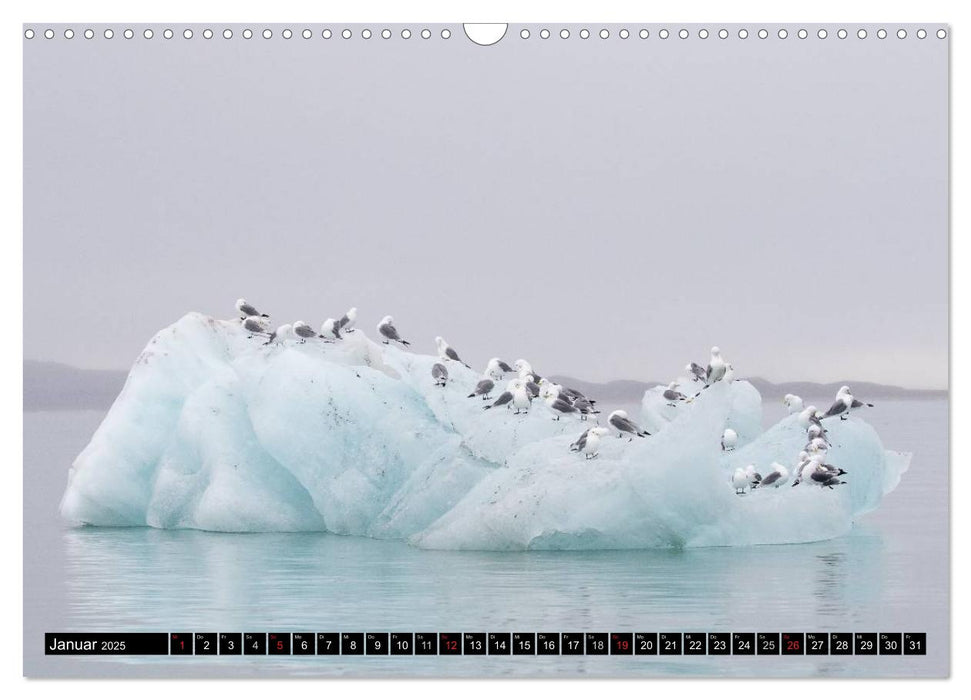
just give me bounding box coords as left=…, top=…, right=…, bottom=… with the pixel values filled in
left=23, top=398, right=949, bottom=678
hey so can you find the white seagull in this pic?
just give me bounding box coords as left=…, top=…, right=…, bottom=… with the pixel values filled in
left=320, top=318, right=342, bottom=341
left=721, top=428, right=738, bottom=451
left=732, top=467, right=750, bottom=495
left=822, top=385, right=874, bottom=421
left=243, top=316, right=270, bottom=337
left=608, top=409, right=649, bottom=440
left=436, top=336, right=471, bottom=368
left=760, top=463, right=790, bottom=488
left=663, top=382, right=690, bottom=407
left=292, top=321, right=321, bottom=342
left=784, top=394, right=805, bottom=414
left=337, top=307, right=358, bottom=334
left=542, top=386, right=579, bottom=421
left=264, top=323, right=292, bottom=345
left=705, top=346, right=727, bottom=385
left=467, top=378, right=496, bottom=400
left=377, top=315, right=410, bottom=346
left=485, top=358, right=515, bottom=382
left=431, top=363, right=449, bottom=387
left=510, top=379, right=532, bottom=415
left=236, top=298, right=269, bottom=319
left=580, top=427, right=610, bottom=460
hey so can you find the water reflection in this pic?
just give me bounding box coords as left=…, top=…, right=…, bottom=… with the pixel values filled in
left=63, top=527, right=888, bottom=634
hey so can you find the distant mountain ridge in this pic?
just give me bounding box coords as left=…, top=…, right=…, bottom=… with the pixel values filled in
left=547, top=375, right=947, bottom=402
left=24, top=361, right=128, bottom=411
left=23, top=360, right=946, bottom=412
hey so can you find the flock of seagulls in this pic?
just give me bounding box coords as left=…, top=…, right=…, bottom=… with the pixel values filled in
left=232, top=300, right=876, bottom=483
left=730, top=385, right=874, bottom=496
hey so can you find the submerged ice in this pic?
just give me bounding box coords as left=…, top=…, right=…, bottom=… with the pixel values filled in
left=60, top=312, right=910, bottom=549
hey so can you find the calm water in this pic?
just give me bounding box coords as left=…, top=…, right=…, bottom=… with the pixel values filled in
left=23, top=399, right=949, bottom=678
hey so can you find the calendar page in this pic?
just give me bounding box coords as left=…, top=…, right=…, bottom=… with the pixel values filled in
left=23, top=21, right=948, bottom=678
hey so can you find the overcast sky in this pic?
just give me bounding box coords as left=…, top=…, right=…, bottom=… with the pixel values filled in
left=24, top=24, right=948, bottom=388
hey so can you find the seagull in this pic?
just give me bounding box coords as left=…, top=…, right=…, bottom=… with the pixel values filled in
left=292, top=321, right=322, bottom=342
left=721, top=428, right=738, bottom=452
left=663, top=382, right=690, bottom=407
left=823, top=385, right=874, bottom=421
left=797, top=405, right=824, bottom=430
left=510, top=379, right=532, bottom=415
left=784, top=394, right=805, bottom=414
left=243, top=316, right=270, bottom=338
left=436, top=336, right=471, bottom=368
left=337, top=307, right=358, bottom=333
left=732, top=467, right=750, bottom=495
left=320, top=318, right=342, bottom=341
left=468, top=378, right=495, bottom=400
left=744, top=464, right=762, bottom=489
left=806, top=436, right=830, bottom=455
left=608, top=409, right=649, bottom=440
left=760, top=463, right=790, bottom=488
left=514, top=359, right=543, bottom=382
left=807, top=424, right=829, bottom=442
left=485, top=358, right=515, bottom=382
left=686, top=362, right=707, bottom=383
left=483, top=390, right=514, bottom=411
left=705, top=346, right=727, bottom=385
left=569, top=428, right=591, bottom=452
left=523, top=375, right=542, bottom=399
left=573, top=396, right=600, bottom=420
left=264, top=323, right=292, bottom=345
left=377, top=315, right=410, bottom=346
left=431, top=363, right=448, bottom=387
left=580, top=427, right=610, bottom=459
left=236, top=298, right=269, bottom=319
left=543, top=387, right=579, bottom=421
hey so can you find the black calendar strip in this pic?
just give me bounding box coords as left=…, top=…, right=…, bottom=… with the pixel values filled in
left=45, top=632, right=926, bottom=656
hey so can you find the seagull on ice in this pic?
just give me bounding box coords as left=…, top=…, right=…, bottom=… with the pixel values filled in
left=760, top=463, right=790, bottom=488
left=523, top=375, right=542, bottom=399
left=514, top=359, right=542, bottom=382
left=431, top=363, right=448, bottom=387
left=468, top=378, right=495, bottom=400
left=721, top=428, right=738, bottom=451
left=663, top=382, right=690, bottom=407
left=569, top=428, right=591, bottom=452
left=792, top=456, right=846, bottom=487
left=744, top=464, right=762, bottom=489
left=292, top=321, right=322, bottom=342
left=732, top=467, right=751, bottom=495
left=243, top=316, right=270, bottom=337
left=320, top=318, right=341, bottom=341
left=436, top=336, right=471, bottom=368
left=807, top=423, right=829, bottom=442
left=822, top=385, right=874, bottom=421
left=485, top=358, right=515, bottom=382
left=483, top=390, right=514, bottom=411
left=686, top=362, right=707, bottom=383
left=236, top=298, right=269, bottom=320
left=784, top=394, right=805, bottom=414
left=377, top=316, right=411, bottom=346
left=797, top=405, right=824, bottom=430
left=706, top=346, right=728, bottom=385
left=579, top=427, right=610, bottom=459
left=573, top=396, right=600, bottom=420
left=608, top=410, right=649, bottom=440
left=542, top=386, right=579, bottom=421
left=337, top=307, right=358, bottom=333
left=509, top=379, right=532, bottom=414
left=264, top=323, right=292, bottom=345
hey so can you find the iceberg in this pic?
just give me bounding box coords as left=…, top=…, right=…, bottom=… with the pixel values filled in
left=60, top=313, right=910, bottom=549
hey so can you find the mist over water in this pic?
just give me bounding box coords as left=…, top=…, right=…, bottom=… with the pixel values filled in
left=24, top=399, right=947, bottom=677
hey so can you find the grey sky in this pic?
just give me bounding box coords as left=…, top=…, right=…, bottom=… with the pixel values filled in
left=24, top=24, right=948, bottom=388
